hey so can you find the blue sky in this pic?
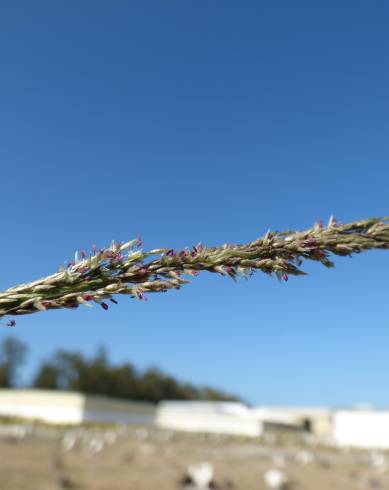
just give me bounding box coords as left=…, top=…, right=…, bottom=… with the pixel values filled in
left=0, top=1, right=388, bottom=406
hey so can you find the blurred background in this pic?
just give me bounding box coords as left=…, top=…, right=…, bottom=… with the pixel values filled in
left=0, top=1, right=388, bottom=489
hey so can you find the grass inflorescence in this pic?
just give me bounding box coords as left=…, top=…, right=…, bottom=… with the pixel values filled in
left=0, top=216, right=388, bottom=323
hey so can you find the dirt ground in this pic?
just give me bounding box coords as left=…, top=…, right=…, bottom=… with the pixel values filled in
left=0, top=424, right=387, bottom=490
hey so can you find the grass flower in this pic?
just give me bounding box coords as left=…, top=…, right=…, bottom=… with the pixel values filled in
left=0, top=216, right=388, bottom=321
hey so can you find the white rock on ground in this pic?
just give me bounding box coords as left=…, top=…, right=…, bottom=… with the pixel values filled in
left=61, top=433, right=77, bottom=451
left=370, top=452, right=388, bottom=473
left=264, top=469, right=289, bottom=490
left=87, top=437, right=105, bottom=455
left=295, top=449, right=314, bottom=466
left=187, top=462, right=214, bottom=488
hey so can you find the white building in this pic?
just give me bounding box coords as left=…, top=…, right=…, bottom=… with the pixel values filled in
left=156, top=401, right=263, bottom=437
left=333, top=410, right=389, bottom=449
left=0, top=389, right=154, bottom=425
left=6, top=390, right=388, bottom=449
left=251, top=406, right=333, bottom=437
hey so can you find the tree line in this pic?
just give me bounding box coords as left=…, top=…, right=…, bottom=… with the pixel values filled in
left=0, top=336, right=240, bottom=403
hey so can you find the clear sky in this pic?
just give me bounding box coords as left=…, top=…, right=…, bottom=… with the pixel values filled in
left=1, top=1, right=388, bottom=406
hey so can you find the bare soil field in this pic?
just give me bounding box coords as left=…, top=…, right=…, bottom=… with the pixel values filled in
left=0, top=424, right=387, bottom=490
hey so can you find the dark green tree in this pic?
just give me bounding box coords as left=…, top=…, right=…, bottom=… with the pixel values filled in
left=32, top=346, right=240, bottom=403
left=0, top=336, right=28, bottom=388
left=33, top=363, right=61, bottom=390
